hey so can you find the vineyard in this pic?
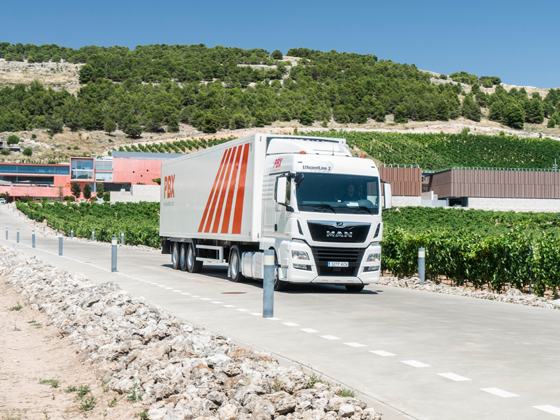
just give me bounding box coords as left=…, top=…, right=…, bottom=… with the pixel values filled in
left=382, top=208, right=560, bottom=295
left=303, top=130, right=560, bottom=171
left=15, top=201, right=160, bottom=248
left=114, top=136, right=236, bottom=154
left=121, top=131, right=560, bottom=172
left=14, top=201, right=560, bottom=296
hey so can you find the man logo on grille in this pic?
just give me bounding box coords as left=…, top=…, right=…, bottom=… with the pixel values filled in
left=326, top=231, right=352, bottom=238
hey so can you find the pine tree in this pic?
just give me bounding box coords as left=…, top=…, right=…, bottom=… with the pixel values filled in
left=505, top=103, right=525, bottom=129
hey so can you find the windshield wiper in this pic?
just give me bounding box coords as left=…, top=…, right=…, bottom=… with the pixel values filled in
left=352, top=206, right=375, bottom=215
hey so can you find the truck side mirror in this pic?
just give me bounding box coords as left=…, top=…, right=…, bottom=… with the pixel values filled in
left=275, top=177, right=287, bottom=206
left=294, top=173, right=304, bottom=187
left=384, top=183, right=392, bottom=210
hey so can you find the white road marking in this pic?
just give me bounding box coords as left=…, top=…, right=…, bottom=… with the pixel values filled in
left=344, top=342, right=366, bottom=347
left=283, top=322, right=299, bottom=327
left=301, top=328, right=318, bottom=333
left=157, top=285, right=166, bottom=288
left=236, top=309, right=250, bottom=312
left=200, top=298, right=211, bottom=301
left=223, top=305, right=235, bottom=308
left=266, top=317, right=281, bottom=321
left=250, top=313, right=262, bottom=316
left=371, top=350, right=395, bottom=357
left=480, top=388, right=518, bottom=398
left=172, top=290, right=182, bottom=293
left=320, top=335, right=341, bottom=340
left=438, top=373, right=470, bottom=382
left=212, top=301, right=223, bottom=304
left=534, top=406, right=560, bottom=416
left=165, top=287, right=174, bottom=290
left=191, top=295, right=200, bottom=298
left=181, top=293, right=190, bottom=296
left=401, top=360, right=430, bottom=368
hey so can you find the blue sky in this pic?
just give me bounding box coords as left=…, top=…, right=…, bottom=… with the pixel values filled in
left=1, top=0, right=557, bottom=88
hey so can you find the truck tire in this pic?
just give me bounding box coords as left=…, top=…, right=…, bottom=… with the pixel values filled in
left=273, top=251, right=289, bottom=291
left=172, top=242, right=180, bottom=270
left=345, top=284, right=365, bottom=293
left=179, top=243, right=188, bottom=271
left=186, top=243, right=203, bottom=273
left=229, top=245, right=246, bottom=283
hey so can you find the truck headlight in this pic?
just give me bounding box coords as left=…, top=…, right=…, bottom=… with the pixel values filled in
left=292, top=251, right=310, bottom=260
left=367, top=253, right=381, bottom=262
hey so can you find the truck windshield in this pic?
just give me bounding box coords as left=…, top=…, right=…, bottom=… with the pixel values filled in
left=296, top=173, right=380, bottom=215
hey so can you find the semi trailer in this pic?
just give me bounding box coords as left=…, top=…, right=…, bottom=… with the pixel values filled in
left=160, top=133, right=392, bottom=292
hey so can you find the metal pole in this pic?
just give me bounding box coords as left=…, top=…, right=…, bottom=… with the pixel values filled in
left=71, top=229, right=73, bottom=239
left=418, top=248, right=425, bottom=285
left=111, top=237, right=117, bottom=272
left=5, top=227, right=7, bottom=240
left=121, top=232, right=124, bottom=245
left=263, top=250, right=275, bottom=318
left=59, top=234, right=63, bottom=256
left=56, top=229, right=58, bottom=236
left=17, top=229, right=19, bottom=243
left=92, top=230, right=95, bottom=241
left=32, top=229, right=35, bottom=248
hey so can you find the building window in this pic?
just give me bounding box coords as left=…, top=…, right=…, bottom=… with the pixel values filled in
left=71, top=159, right=94, bottom=180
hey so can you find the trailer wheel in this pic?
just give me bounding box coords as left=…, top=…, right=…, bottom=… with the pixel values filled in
left=345, top=284, right=365, bottom=293
left=229, top=246, right=246, bottom=283
left=273, top=251, right=289, bottom=291
left=172, top=242, right=180, bottom=270
left=186, top=243, right=203, bottom=273
left=179, top=243, right=188, bottom=271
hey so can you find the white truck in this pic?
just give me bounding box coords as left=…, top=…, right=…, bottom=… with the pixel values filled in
left=160, top=133, right=392, bottom=292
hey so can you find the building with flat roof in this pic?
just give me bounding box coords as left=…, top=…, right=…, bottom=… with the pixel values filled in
left=0, top=152, right=182, bottom=201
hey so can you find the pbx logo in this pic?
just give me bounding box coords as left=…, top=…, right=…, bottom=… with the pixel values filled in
left=164, top=175, right=175, bottom=199
left=273, top=158, right=283, bottom=169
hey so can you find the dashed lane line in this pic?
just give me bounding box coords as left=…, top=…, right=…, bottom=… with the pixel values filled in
left=212, top=301, right=223, bottom=304
left=301, top=328, right=318, bottom=333
left=223, top=305, right=235, bottom=308
left=534, top=406, right=560, bottom=416
left=320, top=335, right=341, bottom=340
left=371, top=350, right=395, bottom=357
left=480, top=388, right=519, bottom=398
left=344, top=342, right=366, bottom=348
left=401, top=360, right=430, bottom=368
left=438, top=373, right=471, bottom=382
left=283, top=322, right=299, bottom=327
left=236, top=309, right=250, bottom=312
left=250, top=313, right=262, bottom=316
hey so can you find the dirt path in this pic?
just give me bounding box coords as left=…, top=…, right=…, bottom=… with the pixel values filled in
left=0, top=278, right=144, bottom=420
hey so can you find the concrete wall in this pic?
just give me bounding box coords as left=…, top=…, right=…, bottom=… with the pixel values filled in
left=468, top=197, right=560, bottom=212
left=111, top=185, right=160, bottom=204
left=390, top=195, right=422, bottom=207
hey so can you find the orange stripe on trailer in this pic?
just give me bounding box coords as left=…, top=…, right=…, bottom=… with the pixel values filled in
left=211, top=146, right=237, bottom=233
left=221, top=145, right=242, bottom=234
left=232, top=143, right=250, bottom=234
left=204, top=148, right=232, bottom=233
left=198, top=149, right=229, bottom=232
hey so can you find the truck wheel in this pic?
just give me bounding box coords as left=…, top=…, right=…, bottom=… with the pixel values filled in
left=273, top=252, right=289, bottom=291
left=229, top=246, right=246, bottom=283
left=179, top=243, right=188, bottom=271
left=186, top=243, right=203, bottom=273
left=172, top=242, right=180, bottom=270
left=345, top=284, right=365, bottom=293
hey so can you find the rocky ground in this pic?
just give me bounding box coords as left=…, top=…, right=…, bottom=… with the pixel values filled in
left=379, top=276, right=560, bottom=310
left=0, top=246, right=381, bottom=420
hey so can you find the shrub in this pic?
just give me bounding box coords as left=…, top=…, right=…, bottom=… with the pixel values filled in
left=1, top=148, right=10, bottom=155
left=23, top=147, right=33, bottom=156
left=7, top=134, right=20, bottom=144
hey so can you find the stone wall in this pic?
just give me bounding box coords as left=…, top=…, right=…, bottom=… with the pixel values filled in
left=111, top=185, right=160, bottom=204
left=467, top=197, right=560, bottom=212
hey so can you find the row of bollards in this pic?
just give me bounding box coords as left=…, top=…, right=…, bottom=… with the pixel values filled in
left=5, top=227, right=119, bottom=273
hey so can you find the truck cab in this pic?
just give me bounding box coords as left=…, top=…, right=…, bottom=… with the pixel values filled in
left=256, top=136, right=390, bottom=292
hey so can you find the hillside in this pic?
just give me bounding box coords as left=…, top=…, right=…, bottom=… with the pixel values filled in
left=1, top=42, right=560, bottom=164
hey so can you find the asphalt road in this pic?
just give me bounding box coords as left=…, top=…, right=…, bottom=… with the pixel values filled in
left=2, top=205, right=560, bottom=420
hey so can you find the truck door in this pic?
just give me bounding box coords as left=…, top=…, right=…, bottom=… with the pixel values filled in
left=274, top=175, right=291, bottom=236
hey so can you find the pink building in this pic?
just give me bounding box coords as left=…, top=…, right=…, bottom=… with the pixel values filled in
left=0, top=152, right=182, bottom=201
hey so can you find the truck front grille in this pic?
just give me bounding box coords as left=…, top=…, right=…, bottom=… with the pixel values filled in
left=310, top=247, right=365, bottom=277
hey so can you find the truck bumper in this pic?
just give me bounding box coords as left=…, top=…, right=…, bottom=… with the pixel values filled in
left=281, top=241, right=381, bottom=285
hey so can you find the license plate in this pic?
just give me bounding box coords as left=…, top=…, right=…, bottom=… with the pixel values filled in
left=328, top=261, right=349, bottom=267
